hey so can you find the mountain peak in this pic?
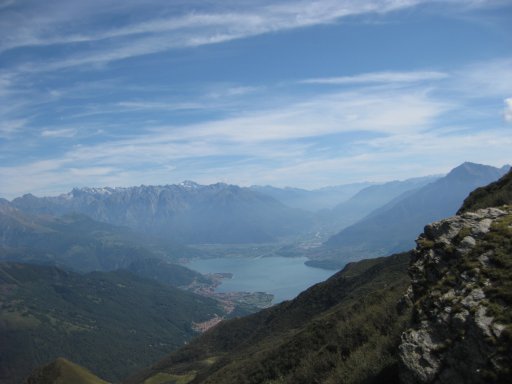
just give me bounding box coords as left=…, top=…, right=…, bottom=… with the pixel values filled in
left=450, top=161, right=487, bottom=173
left=178, top=180, right=201, bottom=189
left=70, top=186, right=116, bottom=197
left=445, top=162, right=504, bottom=181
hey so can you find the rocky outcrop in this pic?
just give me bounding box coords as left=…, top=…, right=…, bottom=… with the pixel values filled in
left=399, top=207, right=512, bottom=383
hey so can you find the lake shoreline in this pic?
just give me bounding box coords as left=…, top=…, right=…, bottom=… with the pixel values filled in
left=185, top=256, right=337, bottom=303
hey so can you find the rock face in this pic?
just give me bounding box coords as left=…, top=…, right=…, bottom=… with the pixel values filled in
left=399, top=207, right=512, bottom=383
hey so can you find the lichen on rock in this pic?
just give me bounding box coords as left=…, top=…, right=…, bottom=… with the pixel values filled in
left=399, top=207, right=512, bottom=384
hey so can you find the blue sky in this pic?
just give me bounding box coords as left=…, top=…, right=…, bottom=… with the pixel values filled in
left=0, top=0, right=511, bottom=198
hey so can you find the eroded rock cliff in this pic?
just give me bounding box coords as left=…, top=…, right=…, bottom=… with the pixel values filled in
left=399, top=207, right=512, bottom=383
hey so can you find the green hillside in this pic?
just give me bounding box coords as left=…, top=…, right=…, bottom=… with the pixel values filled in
left=125, top=253, right=411, bottom=384
left=0, top=262, right=226, bottom=384
left=24, top=358, right=109, bottom=384
left=458, top=169, right=512, bottom=213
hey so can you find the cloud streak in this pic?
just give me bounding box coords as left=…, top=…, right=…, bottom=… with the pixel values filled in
left=1, top=1, right=421, bottom=52
left=300, top=71, right=449, bottom=85
left=504, top=98, right=512, bottom=123
left=0, top=2, right=510, bottom=198
left=0, top=67, right=459, bottom=197
left=1, top=0, right=500, bottom=71
left=40, top=128, right=78, bottom=138
left=1, top=57, right=511, bottom=197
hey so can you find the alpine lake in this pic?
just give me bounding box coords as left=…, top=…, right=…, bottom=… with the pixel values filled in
left=187, top=244, right=339, bottom=304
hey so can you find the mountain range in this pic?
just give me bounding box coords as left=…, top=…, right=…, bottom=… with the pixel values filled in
left=322, top=162, right=509, bottom=262
left=11, top=182, right=312, bottom=244
left=316, top=175, right=440, bottom=234
left=249, top=182, right=374, bottom=212
left=2, top=162, right=507, bottom=266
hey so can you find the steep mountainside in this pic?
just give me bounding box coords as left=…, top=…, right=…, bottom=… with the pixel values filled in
left=11, top=182, right=312, bottom=244
left=458, top=168, right=512, bottom=214
left=0, top=262, right=226, bottom=384
left=124, top=257, right=211, bottom=288
left=125, top=253, right=412, bottom=384
left=325, top=163, right=508, bottom=261
left=317, top=175, right=439, bottom=234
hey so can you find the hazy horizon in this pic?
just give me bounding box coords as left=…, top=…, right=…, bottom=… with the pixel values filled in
left=2, top=161, right=508, bottom=201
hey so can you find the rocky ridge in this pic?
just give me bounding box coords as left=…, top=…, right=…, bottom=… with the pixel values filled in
left=399, top=207, right=512, bottom=383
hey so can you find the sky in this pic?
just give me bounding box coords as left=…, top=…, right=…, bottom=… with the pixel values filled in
left=0, top=0, right=511, bottom=199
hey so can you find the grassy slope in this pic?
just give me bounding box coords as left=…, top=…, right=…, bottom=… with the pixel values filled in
left=0, top=263, right=225, bottom=384
left=458, top=169, right=512, bottom=214
left=24, top=358, right=109, bottom=384
left=126, top=253, right=411, bottom=384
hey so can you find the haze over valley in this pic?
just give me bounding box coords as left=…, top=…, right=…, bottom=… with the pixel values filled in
left=1, top=162, right=508, bottom=306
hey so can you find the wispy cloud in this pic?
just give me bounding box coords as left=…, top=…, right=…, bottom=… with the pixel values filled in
left=504, top=98, right=512, bottom=123
left=0, top=119, right=28, bottom=138
left=2, top=0, right=495, bottom=72
left=116, top=101, right=205, bottom=111
left=206, top=86, right=263, bottom=99
left=300, top=71, right=449, bottom=85
left=0, top=69, right=454, bottom=197
left=454, top=58, right=512, bottom=98
left=177, top=89, right=448, bottom=142
left=0, top=1, right=423, bottom=53
left=40, top=128, right=77, bottom=138
left=0, top=1, right=508, bottom=82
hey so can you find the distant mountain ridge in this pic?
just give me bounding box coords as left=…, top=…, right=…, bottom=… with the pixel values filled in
left=249, top=182, right=374, bottom=212
left=324, top=162, right=509, bottom=261
left=0, top=204, right=202, bottom=274
left=11, top=182, right=312, bottom=244
left=316, top=175, right=440, bottom=234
